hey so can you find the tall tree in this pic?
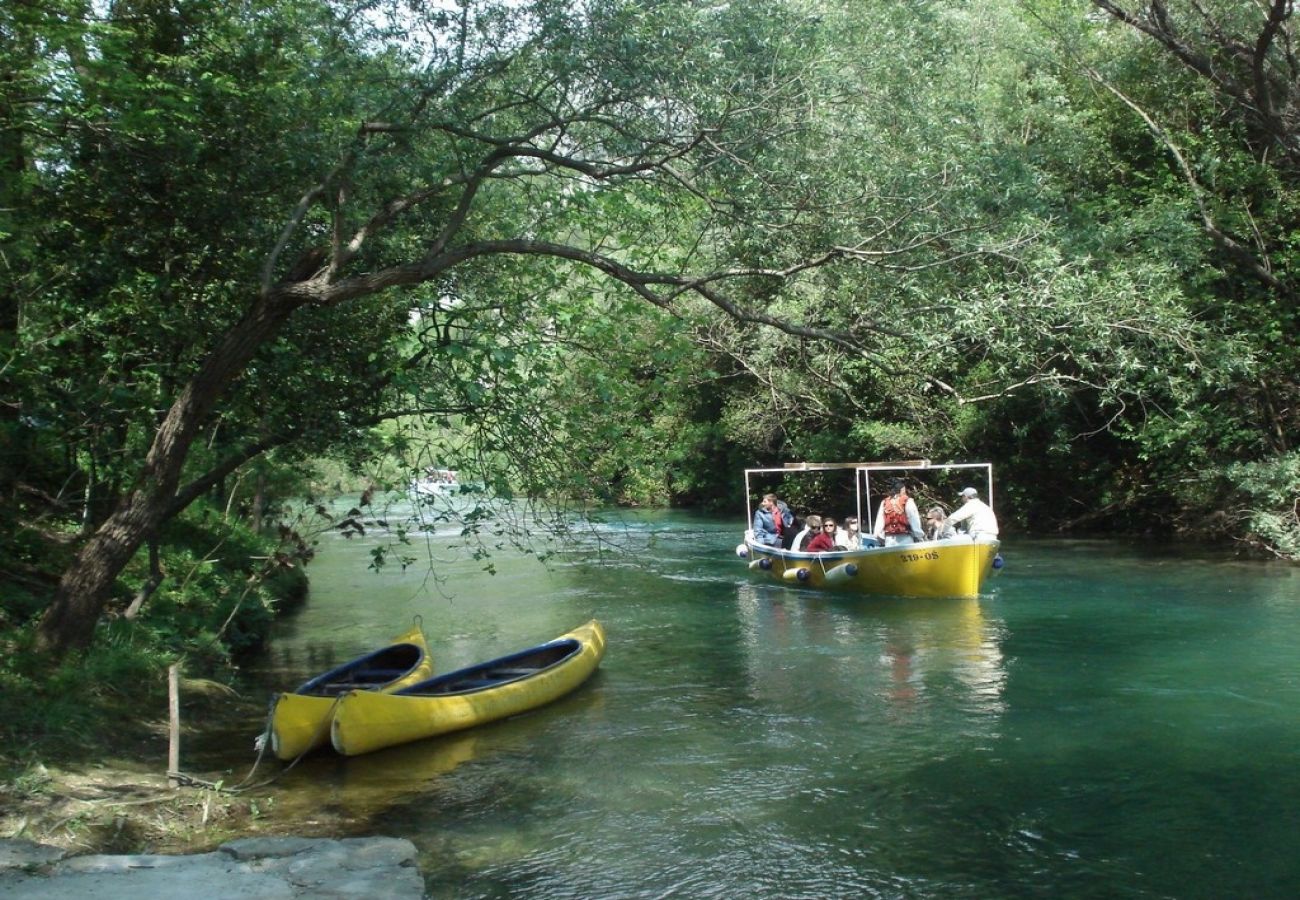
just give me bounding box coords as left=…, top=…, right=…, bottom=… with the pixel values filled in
left=26, top=0, right=1013, bottom=655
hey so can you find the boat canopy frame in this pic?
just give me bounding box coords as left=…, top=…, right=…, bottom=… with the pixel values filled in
left=743, top=460, right=995, bottom=531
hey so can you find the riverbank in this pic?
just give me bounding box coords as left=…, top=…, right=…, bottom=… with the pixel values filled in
left=0, top=835, right=425, bottom=898
left=0, top=759, right=265, bottom=855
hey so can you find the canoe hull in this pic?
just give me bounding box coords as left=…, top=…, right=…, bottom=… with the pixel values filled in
left=270, top=693, right=339, bottom=762
left=744, top=538, right=1000, bottom=599
left=269, top=624, right=433, bottom=761
left=331, top=620, right=606, bottom=757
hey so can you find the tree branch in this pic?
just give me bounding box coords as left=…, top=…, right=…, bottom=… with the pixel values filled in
left=1085, top=67, right=1292, bottom=297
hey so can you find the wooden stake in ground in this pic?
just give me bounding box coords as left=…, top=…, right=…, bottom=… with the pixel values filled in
left=168, top=663, right=180, bottom=789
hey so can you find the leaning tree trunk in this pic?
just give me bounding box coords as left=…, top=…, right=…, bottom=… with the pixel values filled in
left=34, top=292, right=303, bottom=658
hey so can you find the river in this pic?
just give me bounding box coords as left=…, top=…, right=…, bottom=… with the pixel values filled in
left=197, top=502, right=1300, bottom=898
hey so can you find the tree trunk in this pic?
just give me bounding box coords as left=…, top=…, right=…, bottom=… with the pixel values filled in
left=35, top=291, right=303, bottom=657
left=38, top=495, right=164, bottom=647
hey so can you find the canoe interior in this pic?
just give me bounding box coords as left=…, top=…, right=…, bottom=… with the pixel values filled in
left=296, top=642, right=426, bottom=696
left=397, top=639, right=581, bottom=697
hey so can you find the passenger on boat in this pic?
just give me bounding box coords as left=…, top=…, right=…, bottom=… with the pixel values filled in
left=793, top=515, right=821, bottom=551
left=836, top=516, right=864, bottom=550
left=806, top=518, right=839, bottom=552
left=753, top=493, right=795, bottom=547
left=948, top=487, right=999, bottom=540
left=873, top=478, right=925, bottom=546
left=925, top=506, right=956, bottom=540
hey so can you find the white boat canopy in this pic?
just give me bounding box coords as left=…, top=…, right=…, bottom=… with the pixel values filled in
left=743, top=460, right=995, bottom=528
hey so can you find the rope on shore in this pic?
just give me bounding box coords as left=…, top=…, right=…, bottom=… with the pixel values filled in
left=168, top=694, right=342, bottom=796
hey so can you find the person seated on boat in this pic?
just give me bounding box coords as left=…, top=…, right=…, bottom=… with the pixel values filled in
left=873, top=478, right=925, bottom=546
left=752, top=493, right=795, bottom=547
left=806, top=517, right=840, bottom=552
left=836, top=516, right=865, bottom=550
left=793, top=514, right=820, bottom=550
left=948, top=487, right=999, bottom=540
left=924, top=506, right=956, bottom=540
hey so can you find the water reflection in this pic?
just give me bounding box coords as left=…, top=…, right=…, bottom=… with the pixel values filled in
left=336, top=731, right=482, bottom=805
left=733, top=584, right=1007, bottom=721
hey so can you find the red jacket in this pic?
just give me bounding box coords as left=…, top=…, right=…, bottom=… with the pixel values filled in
left=806, top=531, right=836, bottom=552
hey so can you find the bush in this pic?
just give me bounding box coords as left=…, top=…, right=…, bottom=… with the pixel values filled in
left=1223, top=453, right=1300, bottom=559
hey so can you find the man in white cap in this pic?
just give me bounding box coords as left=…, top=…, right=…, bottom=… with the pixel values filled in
left=947, top=486, right=999, bottom=540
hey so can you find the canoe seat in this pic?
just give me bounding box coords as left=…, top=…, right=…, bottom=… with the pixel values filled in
left=358, top=668, right=410, bottom=682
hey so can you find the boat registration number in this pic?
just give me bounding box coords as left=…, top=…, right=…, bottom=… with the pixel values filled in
left=900, top=551, right=941, bottom=562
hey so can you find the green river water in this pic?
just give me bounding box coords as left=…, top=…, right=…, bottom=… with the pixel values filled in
left=200, top=503, right=1300, bottom=899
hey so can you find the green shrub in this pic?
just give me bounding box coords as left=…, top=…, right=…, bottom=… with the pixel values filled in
left=1223, top=453, right=1300, bottom=559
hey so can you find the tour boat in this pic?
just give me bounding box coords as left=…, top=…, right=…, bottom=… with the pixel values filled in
left=738, top=461, right=1003, bottom=599
left=269, top=624, right=433, bottom=761
left=409, top=468, right=461, bottom=498
left=330, top=619, right=606, bottom=757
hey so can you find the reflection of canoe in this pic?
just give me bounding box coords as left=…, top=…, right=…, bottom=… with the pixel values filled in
left=270, top=625, right=433, bottom=761
left=743, top=537, right=1001, bottom=599
left=331, top=620, right=606, bottom=757
left=340, top=730, right=482, bottom=802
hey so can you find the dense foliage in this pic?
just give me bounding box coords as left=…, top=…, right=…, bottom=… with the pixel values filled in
left=2, top=0, right=1298, bottom=660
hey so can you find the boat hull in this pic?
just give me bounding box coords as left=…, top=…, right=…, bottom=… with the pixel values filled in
left=743, top=538, right=1000, bottom=599
left=269, top=624, right=433, bottom=761
left=331, top=620, right=606, bottom=757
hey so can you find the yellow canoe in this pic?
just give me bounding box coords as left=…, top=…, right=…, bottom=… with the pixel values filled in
left=269, top=624, right=433, bottom=761
left=331, top=619, right=606, bottom=757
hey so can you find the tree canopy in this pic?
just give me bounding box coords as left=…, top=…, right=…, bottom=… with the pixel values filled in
left=3, top=0, right=1298, bottom=657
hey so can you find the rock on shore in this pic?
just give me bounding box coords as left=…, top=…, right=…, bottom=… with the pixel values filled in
left=0, top=835, right=425, bottom=899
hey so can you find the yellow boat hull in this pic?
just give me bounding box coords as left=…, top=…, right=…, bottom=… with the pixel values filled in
left=270, top=624, right=433, bottom=761
left=331, top=619, right=606, bottom=757
left=744, top=538, right=1000, bottom=599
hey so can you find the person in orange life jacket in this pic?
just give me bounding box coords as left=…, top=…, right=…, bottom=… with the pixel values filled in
left=753, top=493, right=794, bottom=547
left=872, top=478, right=925, bottom=546
left=806, top=517, right=839, bottom=552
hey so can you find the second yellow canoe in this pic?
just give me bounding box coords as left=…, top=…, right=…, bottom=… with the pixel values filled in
left=269, top=624, right=433, bottom=761
left=331, top=619, right=606, bottom=756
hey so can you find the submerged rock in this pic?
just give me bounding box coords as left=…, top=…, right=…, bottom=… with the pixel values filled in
left=0, top=835, right=423, bottom=899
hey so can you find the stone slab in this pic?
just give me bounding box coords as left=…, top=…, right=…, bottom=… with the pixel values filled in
left=0, top=836, right=424, bottom=899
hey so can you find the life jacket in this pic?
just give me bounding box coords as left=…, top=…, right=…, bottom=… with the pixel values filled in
left=883, top=496, right=910, bottom=535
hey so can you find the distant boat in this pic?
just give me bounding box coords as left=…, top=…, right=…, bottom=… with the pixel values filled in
left=739, top=461, right=1003, bottom=599
left=409, top=468, right=461, bottom=498
left=330, top=619, right=606, bottom=756
left=269, top=625, right=433, bottom=761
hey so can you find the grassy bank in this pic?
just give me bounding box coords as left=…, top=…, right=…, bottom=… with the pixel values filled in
left=0, top=500, right=310, bottom=852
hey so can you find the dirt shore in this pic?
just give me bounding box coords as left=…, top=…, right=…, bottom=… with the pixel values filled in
left=0, top=761, right=262, bottom=856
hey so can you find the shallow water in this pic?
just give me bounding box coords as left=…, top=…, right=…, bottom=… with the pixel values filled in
left=205, top=505, right=1300, bottom=898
